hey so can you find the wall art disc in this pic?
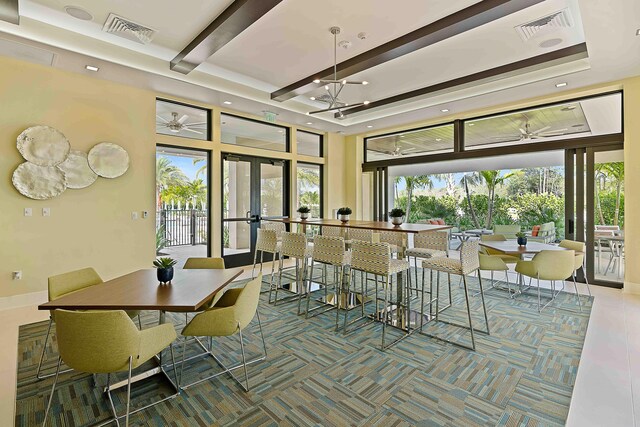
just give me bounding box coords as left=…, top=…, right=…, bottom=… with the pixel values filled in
left=16, top=126, right=70, bottom=166
left=58, top=150, right=98, bottom=189
left=87, top=142, right=129, bottom=179
left=12, top=162, right=67, bottom=200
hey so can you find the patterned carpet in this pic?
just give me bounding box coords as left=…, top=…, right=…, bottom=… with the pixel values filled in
left=15, top=268, right=592, bottom=426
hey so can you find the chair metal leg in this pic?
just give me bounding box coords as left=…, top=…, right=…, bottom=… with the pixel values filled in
left=42, top=357, right=62, bottom=427
left=462, top=275, right=476, bottom=351
left=125, top=355, right=133, bottom=427
left=305, top=261, right=315, bottom=318
left=573, top=274, right=583, bottom=312
left=256, top=310, right=268, bottom=358
left=335, top=265, right=343, bottom=331
left=477, top=272, right=490, bottom=335
left=137, top=315, right=143, bottom=330
left=36, top=318, right=53, bottom=380
left=381, top=276, right=389, bottom=350
left=582, top=265, right=592, bottom=296
left=238, top=324, right=250, bottom=392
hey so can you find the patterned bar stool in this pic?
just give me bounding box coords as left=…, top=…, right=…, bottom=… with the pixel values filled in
left=379, top=231, right=407, bottom=259
left=405, top=231, right=449, bottom=299
left=420, top=241, right=490, bottom=351
left=304, top=235, right=351, bottom=330
left=343, top=240, right=412, bottom=350
left=322, top=225, right=345, bottom=238
left=262, top=221, right=286, bottom=241
left=345, top=228, right=373, bottom=246
left=271, top=232, right=313, bottom=313
left=252, top=229, right=280, bottom=292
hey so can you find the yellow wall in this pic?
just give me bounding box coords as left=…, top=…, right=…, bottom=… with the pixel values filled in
left=0, top=56, right=343, bottom=299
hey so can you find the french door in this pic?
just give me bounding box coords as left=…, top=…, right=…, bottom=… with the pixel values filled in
left=222, top=154, right=288, bottom=267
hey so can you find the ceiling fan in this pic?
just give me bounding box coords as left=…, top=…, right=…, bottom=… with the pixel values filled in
left=495, top=122, right=568, bottom=141
left=156, top=112, right=207, bottom=134
left=370, top=138, right=419, bottom=157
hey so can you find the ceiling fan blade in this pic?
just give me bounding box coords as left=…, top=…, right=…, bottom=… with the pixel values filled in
left=539, top=128, right=568, bottom=135
left=183, top=128, right=203, bottom=135
left=533, top=125, right=551, bottom=134
left=185, top=122, right=207, bottom=126
left=178, top=114, right=189, bottom=124
left=156, top=115, right=169, bottom=123
left=519, top=128, right=527, bottom=135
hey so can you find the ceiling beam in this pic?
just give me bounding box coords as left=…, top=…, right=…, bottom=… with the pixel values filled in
left=0, top=0, right=19, bottom=25
left=170, top=0, right=282, bottom=75
left=336, top=43, right=589, bottom=118
left=270, top=0, right=545, bottom=102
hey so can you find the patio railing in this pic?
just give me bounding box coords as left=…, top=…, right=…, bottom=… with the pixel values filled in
left=157, top=209, right=208, bottom=247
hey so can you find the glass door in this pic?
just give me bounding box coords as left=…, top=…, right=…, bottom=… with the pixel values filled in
left=222, top=155, right=288, bottom=267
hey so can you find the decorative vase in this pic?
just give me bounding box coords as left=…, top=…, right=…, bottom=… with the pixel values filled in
left=391, top=216, right=404, bottom=226
left=300, top=212, right=309, bottom=220
left=157, top=267, right=174, bottom=284
left=517, top=236, right=527, bottom=246
left=339, top=214, right=350, bottom=223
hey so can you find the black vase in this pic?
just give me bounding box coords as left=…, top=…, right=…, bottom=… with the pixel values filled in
left=157, top=267, right=174, bottom=284
left=517, top=236, right=527, bottom=246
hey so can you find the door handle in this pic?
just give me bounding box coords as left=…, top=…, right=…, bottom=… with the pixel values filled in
left=568, top=219, right=574, bottom=234
left=246, top=210, right=252, bottom=224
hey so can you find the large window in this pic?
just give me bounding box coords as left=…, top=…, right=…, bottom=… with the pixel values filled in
left=156, top=99, right=210, bottom=141
left=365, top=123, right=454, bottom=162
left=221, top=113, right=288, bottom=152
left=297, top=130, right=323, bottom=157
left=297, top=163, right=322, bottom=218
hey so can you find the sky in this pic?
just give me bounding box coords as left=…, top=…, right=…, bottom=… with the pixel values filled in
left=157, top=153, right=206, bottom=181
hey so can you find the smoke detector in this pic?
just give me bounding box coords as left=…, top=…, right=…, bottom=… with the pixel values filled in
left=338, top=40, right=352, bottom=49
left=103, top=13, right=157, bottom=45
left=515, top=9, right=573, bottom=42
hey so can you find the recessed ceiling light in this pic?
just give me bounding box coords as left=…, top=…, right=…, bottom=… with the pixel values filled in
left=366, top=125, right=373, bottom=128
left=223, top=101, right=232, bottom=105
left=310, top=97, right=316, bottom=101
left=436, top=138, right=442, bottom=142
left=539, top=38, right=563, bottom=48
left=85, top=65, right=99, bottom=72
left=363, top=100, right=370, bottom=105
left=65, top=5, right=93, bottom=21
left=313, top=79, right=321, bottom=84
left=556, top=82, right=568, bottom=88
left=400, top=135, right=404, bottom=138
left=362, top=81, right=369, bottom=85
left=306, top=122, right=313, bottom=125
left=441, top=108, right=449, bottom=113
left=636, top=29, right=640, bottom=36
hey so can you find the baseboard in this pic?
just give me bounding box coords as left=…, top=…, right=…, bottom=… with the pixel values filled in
left=0, top=290, right=47, bottom=311
left=623, top=281, right=640, bottom=294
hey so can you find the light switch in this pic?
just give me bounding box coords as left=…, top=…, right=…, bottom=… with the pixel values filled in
left=24, top=208, right=32, bottom=217
left=131, top=211, right=139, bottom=220
left=42, top=208, right=50, bottom=217
left=13, top=271, right=22, bottom=280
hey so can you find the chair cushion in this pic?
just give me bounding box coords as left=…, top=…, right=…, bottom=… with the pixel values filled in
left=422, top=257, right=463, bottom=274
left=436, top=219, right=446, bottom=225
left=405, top=247, right=447, bottom=259
left=429, top=220, right=439, bottom=225
left=389, top=259, right=410, bottom=275
left=531, top=225, right=541, bottom=237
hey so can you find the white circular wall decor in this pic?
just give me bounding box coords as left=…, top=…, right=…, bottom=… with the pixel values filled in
left=58, top=150, right=98, bottom=189
left=12, top=162, right=68, bottom=200
left=16, top=126, right=71, bottom=166
left=88, top=142, right=130, bottom=178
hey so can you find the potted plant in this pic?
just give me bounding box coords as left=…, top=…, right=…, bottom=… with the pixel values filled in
left=515, top=232, right=527, bottom=247
left=337, top=207, right=352, bottom=223
left=297, top=206, right=311, bottom=220
left=389, top=207, right=406, bottom=226
left=153, top=257, right=177, bottom=284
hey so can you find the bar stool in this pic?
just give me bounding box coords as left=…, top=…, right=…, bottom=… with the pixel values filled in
left=262, top=221, right=286, bottom=241
left=345, top=228, right=373, bottom=249
left=252, top=229, right=280, bottom=292
left=420, top=241, right=490, bottom=351
left=322, top=225, right=345, bottom=238
left=271, top=232, right=313, bottom=313
left=304, top=235, right=351, bottom=330
left=405, top=231, right=449, bottom=297
left=379, top=231, right=406, bottom=258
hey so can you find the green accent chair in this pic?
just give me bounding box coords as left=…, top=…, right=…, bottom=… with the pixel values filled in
left=43, top=309, right=178, bottom=427
left=515, top=250, right=576, bottom=312
left=528, top=222, right=556, bottom=244
left=478, top=235, right=519, bottom=296
left=37, top=268, right=141, bottom=380
left=183, top=257, right=227, bottom=309
left=559, top=239, right=592, bottom=309
left=492, top=224, right=520, bottom=239
left=180, top=274, right=266, bottom=392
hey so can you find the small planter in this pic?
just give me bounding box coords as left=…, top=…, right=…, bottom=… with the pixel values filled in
left=391, top=216, right=404, bottom=226
left=339, top=214, right=350, bottom=223
left=157, top=267, right=174, bottom=285
left=300, top=212, right=310, bottom=220
left=517, top=236, right=527, bottom=247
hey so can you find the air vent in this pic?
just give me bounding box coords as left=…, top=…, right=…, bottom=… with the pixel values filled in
left=515, top=9, right=573, bottom=42
left=102, top=13, right=157, bottom=45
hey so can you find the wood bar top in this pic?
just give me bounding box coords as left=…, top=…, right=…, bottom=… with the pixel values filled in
left=479, top=240, right=570, bottom=256
left=39, top=268, right=244, bottom=312
left=267, top=218, right=451, bottom=234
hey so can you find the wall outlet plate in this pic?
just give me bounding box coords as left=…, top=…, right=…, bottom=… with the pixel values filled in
left=24, top=208, right=32, bottom=217
left=42, top=208, right=50, bottom=217
left=13, top=271, right=22, bottom=280
left=131, top=211, right=139, bottom=220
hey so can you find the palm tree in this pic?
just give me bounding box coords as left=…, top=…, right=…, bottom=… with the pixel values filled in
left=477, top=170, right=515, bottom=228
left=433, top=173, right=457, bottom=196
left=459, top=173, right=481, bottom=228
left=156, top=157, right=188, bottom=208
left=403, top=176, right=433, bottom=222
left=601, top=162, right=624, bottom=226
left=193, top=158, right=207, bottom=180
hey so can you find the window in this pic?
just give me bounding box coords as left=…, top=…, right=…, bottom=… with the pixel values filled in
left=297, top=130, right=323, bottom=157
left=156, top=99, right=210, bottom=141
left=365, top=123, right=454, bottom=162
left=297, top=163, right=322, bottom=218
left=464, top=92, right=622, bottom=150
left=221, top=113, right=288, bottom=152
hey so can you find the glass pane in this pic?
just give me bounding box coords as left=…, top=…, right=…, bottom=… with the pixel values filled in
left=366, top=124, right=454, bottom=162
left=156, top=99, right=209, bottom=141
left=261, top=163, right=284, bottom=217
left=594, top=150, right=624, bottom=283
left=297, top=131, right=322, bottom=157
left=223, top=159, right=252, bottom=256
left=156, top=146, right=209, bottom=264
left=297, top=163, right=321, bottom=218
left=221, top=114, right=287, bottom=152
left=465, top=92, right=622, bottom=150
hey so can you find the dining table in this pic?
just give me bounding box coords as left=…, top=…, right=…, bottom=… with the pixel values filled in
left=39, top=267, right=244, bottom=392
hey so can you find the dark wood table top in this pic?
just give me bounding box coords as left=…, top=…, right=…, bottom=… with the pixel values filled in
left=479, top=240, right=571, bottom=255
left=267, top=218, right=451, bottom=234
left=39, top=268, right=244, bottom=312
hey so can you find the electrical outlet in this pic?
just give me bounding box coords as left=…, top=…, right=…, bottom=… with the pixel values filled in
left=24, top=208, right=32, bottom=217
left=42, top=207, right=51, bottom=217
left=13, top=271, right=22, bottom=280
left=131, top=211, right=139, bottom=220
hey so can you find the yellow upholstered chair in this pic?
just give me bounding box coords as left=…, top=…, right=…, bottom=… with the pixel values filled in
left=37, top=268, right=141, bottom=380
left=43, top=310, right=177, bottom=427
left=480, top=234, right=521, bottom=263
left=559, top=240, right=592, bottom=307
left=180, top=275, right=266, bottom=392
left=183, top=257, right=225, bottom=270
left=515, top=249, right=576, bottom=312
left=478, top=235, right=519, bottom=296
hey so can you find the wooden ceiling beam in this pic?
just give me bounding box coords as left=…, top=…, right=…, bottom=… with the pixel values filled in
left=270, top=0, right=545, bottom=102
left=170, top=0, right=282, bottom=75
left=336, top=43, right=589, bottom=118
left=0, top=0, right=19, bottom=24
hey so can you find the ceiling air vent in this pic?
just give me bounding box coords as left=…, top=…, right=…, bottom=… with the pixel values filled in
left=515, top=9, right=573, bottom=42
left=102, top=13, right=157, bottom=45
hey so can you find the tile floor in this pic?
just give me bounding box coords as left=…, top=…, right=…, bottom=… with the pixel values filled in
left=1, top=262, right=638, bottom=426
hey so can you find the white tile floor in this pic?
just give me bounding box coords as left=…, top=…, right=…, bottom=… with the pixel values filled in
left=1, top=263, right=638, bottom=426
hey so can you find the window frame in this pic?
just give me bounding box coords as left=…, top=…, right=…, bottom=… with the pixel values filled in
left=296, top=161, right=324, bottom=218
left=156, top=98, right=212, bottom=142
left=297, top=130, right=324, bottom=158
left=220, top=112, right=290, bottom=153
